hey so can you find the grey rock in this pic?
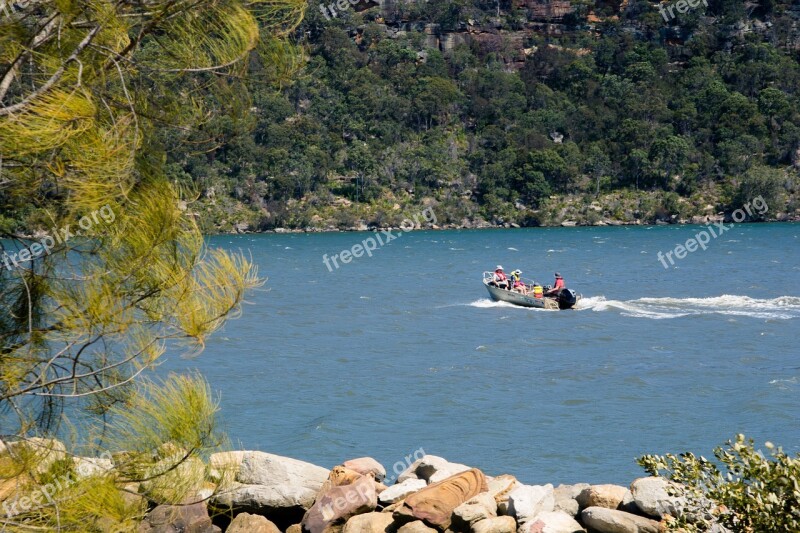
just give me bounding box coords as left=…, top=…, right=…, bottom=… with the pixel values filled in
left=212, top=482, right=319, bottom=512
left=507, top=485, right=554, bottom=524
left=630, top=477, right=684, bottom=518
left=580, top=507, right=660, bottom=533
left=137, top=502, right=220, bottom=533
left=238, top=452, right=329, bottom=489
left=553, top=484, right=587, bottom=518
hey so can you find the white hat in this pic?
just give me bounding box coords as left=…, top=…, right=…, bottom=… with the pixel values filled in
left=496, top=265, right=504, bottom=270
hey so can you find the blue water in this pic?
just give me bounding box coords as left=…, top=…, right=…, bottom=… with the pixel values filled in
left=160, top=223, right=800, bottom=485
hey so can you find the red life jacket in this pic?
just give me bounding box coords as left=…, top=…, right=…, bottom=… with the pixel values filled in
left=495, top=271, right=507, bottom=281
left=554, top=278, right=565, bottom=289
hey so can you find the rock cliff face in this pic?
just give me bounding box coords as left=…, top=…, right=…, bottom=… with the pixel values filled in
left=357, top=0, right=800, bottom=64
left=514, top=0, right=575, bottom=21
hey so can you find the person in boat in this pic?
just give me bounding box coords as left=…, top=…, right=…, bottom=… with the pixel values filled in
left=489, top=265, right=510, bottom=289
left=545, top=272, right=565, bottom=296
left=511, top=269, right=527, bottom=293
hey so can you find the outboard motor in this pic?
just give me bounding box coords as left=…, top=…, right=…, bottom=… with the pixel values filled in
left=557, top=288, right=578, bottom=309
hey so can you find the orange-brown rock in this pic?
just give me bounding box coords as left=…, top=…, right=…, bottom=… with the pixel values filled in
left=303, top=474, right=378, bottom=533
left=393, top=469, right=488, bottom=529
left=330, top=466, right=366, bottom=488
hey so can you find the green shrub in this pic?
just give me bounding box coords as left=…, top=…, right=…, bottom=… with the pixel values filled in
left=638, top=434, right=800, bottom=532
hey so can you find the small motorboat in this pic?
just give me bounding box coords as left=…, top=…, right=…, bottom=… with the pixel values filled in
left=482, top=272, right=581, bottom=310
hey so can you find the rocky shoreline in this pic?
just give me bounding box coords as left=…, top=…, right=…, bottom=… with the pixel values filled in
left=238, top=215, right=799, bottom=235
left=134, top=452, right=718, bottom=533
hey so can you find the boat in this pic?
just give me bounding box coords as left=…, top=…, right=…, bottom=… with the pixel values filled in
left=482, top=272, right=581, bottom=310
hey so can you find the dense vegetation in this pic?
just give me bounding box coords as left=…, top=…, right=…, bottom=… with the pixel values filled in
left=639, top=434, right=800, bottom=532
left=149, top=0, right=800, bottom=231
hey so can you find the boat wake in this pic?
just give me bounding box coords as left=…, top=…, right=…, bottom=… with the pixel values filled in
left=468, top=299, right=545, bottom=310
left=579, top=295, right=800, bottom=320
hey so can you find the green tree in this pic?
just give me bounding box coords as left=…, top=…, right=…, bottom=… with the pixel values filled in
left=0, top=0, right=305, bottom=529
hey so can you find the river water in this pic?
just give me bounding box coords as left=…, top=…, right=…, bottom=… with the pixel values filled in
left=160, top=223, right=800, bottom=485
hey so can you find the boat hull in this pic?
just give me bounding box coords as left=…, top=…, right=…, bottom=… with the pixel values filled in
left=484, top=283, right=562, bottom=309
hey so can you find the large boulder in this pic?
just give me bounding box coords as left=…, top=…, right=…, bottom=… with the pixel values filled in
left=210, top=452, right=329, bottom=529
left=471, top=516, right=517, bottom=533
left=507, top=485, right=554, bottom=524
left=553, top=484, right=587, bottom=518
left=580, top=507, right=660, bottom=533
left=302, top=474, right=378, bottom=533
left=343, top=458, right=387, bottom=482
left=137, top=502, right=220, bottom=533
left=342, top=512, right=396, bottom=533
left=379, top=479, right=427, bottom=505
left=227, top=513, right=282, bottom=533
left=397, top=456, right=472, bottom=484
left=239, top=452, right=330, bottom=489
left=630, top=477, right=684, bottom=519
left=393, top=469, right=488, bottom=529
left=450, top=493, right=497, bottom=531
left=576, top=485, right=630, bottom=511
left=521, top=511, right=584, bottom=533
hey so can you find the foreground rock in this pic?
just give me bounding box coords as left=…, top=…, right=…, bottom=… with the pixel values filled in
left=581, top=506, right=661, bottom=533
left=343, top=458, right=387, bottom=482
left=343, top=512, right=396, bottom=533
left=379, top=478, right=427, bottom=505
left=397, top=455, right=472, bottom=484
left=393, top=468, right=488, bottom=529
left=486, top=475, right=519, bottom=514
left=630, top=477, right=684, bottom=519
left=396, top=521, right=437, bottom=533
left=576, top=485, right=630, bottom=511
left=553, top=484, right=588, bottom=518
left=210, top=452, right=329, bottom=528
left=138, top=502, right=219, bottom=533
left=450, top=492, right=497, bottom=531
left=472, top=515, right=517, bottom=533
left=507, top=484, right=555, bottom=524
left=227, top=513, right=281, bottom=533
left=521, top=511, right=584, bottom=533
left=302, top=472, right=378, bottom=533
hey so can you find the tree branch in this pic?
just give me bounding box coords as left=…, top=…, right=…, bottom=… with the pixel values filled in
left=0, top=24, right=101, bottom=116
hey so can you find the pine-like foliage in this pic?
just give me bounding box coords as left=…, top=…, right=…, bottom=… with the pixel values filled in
left=0, top=0, right=306, bottom=529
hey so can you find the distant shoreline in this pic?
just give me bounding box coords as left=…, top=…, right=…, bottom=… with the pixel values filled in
left=221, top=216, right=800, bottom=235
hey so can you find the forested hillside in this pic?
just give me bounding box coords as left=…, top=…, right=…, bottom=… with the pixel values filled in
left=9, top=0, right=800, bottom=232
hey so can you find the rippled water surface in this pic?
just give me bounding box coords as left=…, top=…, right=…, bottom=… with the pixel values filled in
left=160, top=223, right=800, bottom=484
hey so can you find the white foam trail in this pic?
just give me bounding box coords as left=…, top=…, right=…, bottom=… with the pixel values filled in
left=580, top=295, right=800, bottom=320
left=468, top=299, right=543, bottom=310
